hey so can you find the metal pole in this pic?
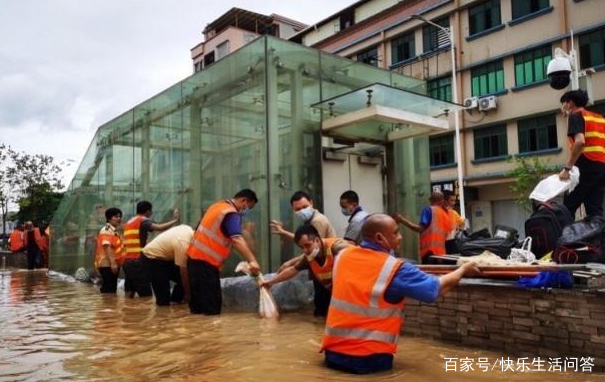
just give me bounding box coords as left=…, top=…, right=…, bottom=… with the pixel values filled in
left=412, top=14, right=466, bottom=218
left=449, top=28, right=466, bottom=219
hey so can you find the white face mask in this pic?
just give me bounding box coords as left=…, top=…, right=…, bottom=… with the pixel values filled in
left=306, top=245, right=320, bottom=261
left=295, top=206, right=314, bottom=221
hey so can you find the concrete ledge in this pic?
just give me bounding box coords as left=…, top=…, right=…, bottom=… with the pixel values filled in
left=402, top=283, right=605, bottom=372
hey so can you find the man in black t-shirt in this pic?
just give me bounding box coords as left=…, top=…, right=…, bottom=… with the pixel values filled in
left=559, top=90, right=605, bottom=217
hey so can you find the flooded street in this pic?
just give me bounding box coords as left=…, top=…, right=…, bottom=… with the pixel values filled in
left=1, top=269, right=604, bottom=382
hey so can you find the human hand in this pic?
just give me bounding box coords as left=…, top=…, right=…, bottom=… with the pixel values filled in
left=558, top=168, right=570, bottom=181
left=111, top=263, right=118, bottom=275
left=392, top=213, right=405, bottom=224
left=248, top=260, right=261, bottom=275
left=270, top=220, right=285, bottom=235
left=173, top=208, right=181, bottom=221
left=459, top=262, right=481, bottom=277
left=259, top=279, right=273, bottom=289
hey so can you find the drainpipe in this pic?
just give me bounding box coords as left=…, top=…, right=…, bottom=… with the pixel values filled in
left=380, top=30, right=387, bottom=69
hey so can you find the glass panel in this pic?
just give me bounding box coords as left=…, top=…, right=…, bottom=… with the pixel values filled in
left=50, top=35, right=435, bottom=273
left=264, top=37, right=322, bottom=267
left=523, top=61, right=533, bottom=84
left=183, top=40, right=269, bottom=274
left=313, top=83, right=462, bottom=143
left=515, top=63, right=524, bottom=85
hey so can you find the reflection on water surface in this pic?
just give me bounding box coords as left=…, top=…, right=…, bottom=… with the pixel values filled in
left=0, top=270, right=602, bottom=382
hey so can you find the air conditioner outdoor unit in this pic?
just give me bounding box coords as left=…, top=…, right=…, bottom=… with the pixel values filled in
left=478, top=95, right=497, bottom=111
left=463, top=96, right=478, bottom=109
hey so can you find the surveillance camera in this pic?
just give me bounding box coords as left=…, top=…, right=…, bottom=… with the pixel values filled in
left=547, top=55, right=572, bottom=90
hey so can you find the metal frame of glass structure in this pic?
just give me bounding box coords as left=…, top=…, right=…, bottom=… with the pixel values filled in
left=51, top=36, right=456, bottom=275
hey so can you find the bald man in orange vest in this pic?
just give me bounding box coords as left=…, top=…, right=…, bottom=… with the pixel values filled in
left=394, top=191, right=453, bottom=264
left=321, top=214, right=479, bottom=374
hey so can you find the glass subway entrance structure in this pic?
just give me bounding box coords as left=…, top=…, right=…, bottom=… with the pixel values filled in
left=50, top=36, right=459, bottom=275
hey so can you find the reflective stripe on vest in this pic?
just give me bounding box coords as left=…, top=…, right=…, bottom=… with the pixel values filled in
left=574, top=109, right=605, bottom=163
left=322, top=246, right=404, bottom=356
left=370, top=255, right=397, bottom=307
left=94, top=227, right=124, bottom=268
left=308, top=238, right=338, bottom=288
left=419, top=206, right=450, bottom=257
left=196, top=225, right=230, bottom=247
left=330, top=297, right=401, bottom=319
left=186, top=200, right=237, bottom=268
left=324, top=327, right=398, bottom=344
left=122, top=215, right=145, bottom=259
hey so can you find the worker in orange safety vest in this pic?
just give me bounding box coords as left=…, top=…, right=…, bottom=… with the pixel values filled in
left=9, top=223, right=25, bottom=253
left=321, top=213, right=480, bottom=374
left=186, top=189, right=261, bottom=315
left=122, top=200, right=180, bottom=298
left=94, top=207, right=124, bottom=294
left=559, top=90, right=605, bottom=217
left=393, top=191, right=453, bottom=264
left=260, top=225, right=350, bottom=308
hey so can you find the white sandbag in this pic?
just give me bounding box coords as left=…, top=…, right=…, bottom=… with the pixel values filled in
left=235, top=261, right=280, bottom=319
left=529, top=166, right=579, bottom=202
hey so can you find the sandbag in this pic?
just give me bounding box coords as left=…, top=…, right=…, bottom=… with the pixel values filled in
left=529, top=167, right=579, bottom=202
left=235, top=261, right=280, bottom=319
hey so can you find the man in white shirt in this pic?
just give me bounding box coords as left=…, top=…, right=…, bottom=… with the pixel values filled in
left=141, top=224, right=194, bottom=305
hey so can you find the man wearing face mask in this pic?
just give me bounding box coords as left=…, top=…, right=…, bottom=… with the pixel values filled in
left=186, top=189, right=261, bottom=315
left=260, top=225, right=350, bottom=308
left=270, top=191, right=337, bottom=240
left=558, top=90, right=605, bottom=218
left=321, top=213, right=480, bottom=374
left=271, top=191, right=337, bottom=316
left=339, top=190, right=370, bottom=244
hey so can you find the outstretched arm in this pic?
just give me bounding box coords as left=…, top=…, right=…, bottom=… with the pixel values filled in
left=270, top=220, right=294, bottom=240
left=261, top=264, right=301, bottom=288
left=393, top=213, right=424, bottom=233
left=438, top=262, right=480, bottom=297
left=231, top=236, right=260, bottom=274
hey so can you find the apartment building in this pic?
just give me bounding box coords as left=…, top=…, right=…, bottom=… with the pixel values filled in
left=190, top=7, right=307, bottom=72
left=291, top=0, right=605, bottom=233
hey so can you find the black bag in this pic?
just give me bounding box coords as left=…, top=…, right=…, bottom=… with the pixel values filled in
left=553, top=216, right=605, bottom=264
left=456, top=231, right=517, bottom=258
left=524, top=201, right=573, bottom=257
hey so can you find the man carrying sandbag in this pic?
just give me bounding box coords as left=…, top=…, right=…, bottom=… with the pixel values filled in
left=186, top=189, right=261, bottom=315
left=260, top=225, right=350, bottom=311
left=559, top=90, right=605, bottom=217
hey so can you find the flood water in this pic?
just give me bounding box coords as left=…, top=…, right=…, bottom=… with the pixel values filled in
left=1, top=269, right=604, bottom=382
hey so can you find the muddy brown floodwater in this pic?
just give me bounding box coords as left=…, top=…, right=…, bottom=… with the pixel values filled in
left=1, top=269, right=604, bottom=382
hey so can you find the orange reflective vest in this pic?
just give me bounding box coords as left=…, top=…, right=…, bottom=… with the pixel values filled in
left=122, top=215, right=146, bottom=261
left=186, top=200, right=237, bottom=269
left=307, top=237, right=339, bottom=289
left=23, top=228, right=45, bottom=251
left=569, top=108, right=605, bottom=163
left=94, top=225, right=124, bottom=268
left=322, top=246, right=404, bottom=356
left=9, top=229, right=25, bottom=252
left=420, top=206, right=452, bottom=257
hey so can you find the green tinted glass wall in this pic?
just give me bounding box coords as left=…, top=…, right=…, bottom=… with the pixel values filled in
left=50, top=36, right=432, bottom=275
